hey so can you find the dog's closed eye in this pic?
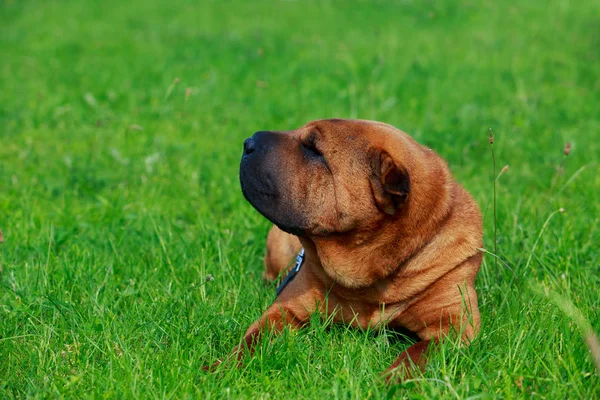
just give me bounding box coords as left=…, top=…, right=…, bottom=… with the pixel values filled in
left=302, top=133, right=324, bottom=158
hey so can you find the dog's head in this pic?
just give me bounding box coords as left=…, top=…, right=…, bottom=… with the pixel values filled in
left=240, top=119, right=452, bottom=287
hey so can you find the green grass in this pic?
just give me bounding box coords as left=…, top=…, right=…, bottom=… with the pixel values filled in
left=1, top=0, right=599, bottom=397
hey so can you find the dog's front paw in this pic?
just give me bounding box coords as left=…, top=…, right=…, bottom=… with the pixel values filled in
left=201, top=359, right=223, bottom=373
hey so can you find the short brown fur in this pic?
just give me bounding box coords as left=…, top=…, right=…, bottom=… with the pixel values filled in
left=214, top=119, right=483, bottom=380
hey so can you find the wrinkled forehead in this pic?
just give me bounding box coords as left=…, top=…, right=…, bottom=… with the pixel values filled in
left=302, top=119, right=397, bottom=144
left=305, top=118, right=368, bottom=131
left=303, top=118, right=385, bottom=136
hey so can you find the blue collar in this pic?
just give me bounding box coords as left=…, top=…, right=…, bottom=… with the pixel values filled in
left=275, top=248, right=305, bottom=297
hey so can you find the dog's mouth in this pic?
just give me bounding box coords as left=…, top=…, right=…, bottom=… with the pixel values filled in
left=240, top=162, right=308, bottom=236
left=240, top=164, right=279, bottom=204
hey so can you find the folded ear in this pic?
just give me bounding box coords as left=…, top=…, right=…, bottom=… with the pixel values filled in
left=369, top=150, right=410, bottom=215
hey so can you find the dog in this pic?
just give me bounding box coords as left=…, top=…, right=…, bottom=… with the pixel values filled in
left=214, top=118, right=483, bottom=379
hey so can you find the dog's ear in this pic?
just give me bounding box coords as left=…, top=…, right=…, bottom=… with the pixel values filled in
left=369, top=150, right=410, bottom=215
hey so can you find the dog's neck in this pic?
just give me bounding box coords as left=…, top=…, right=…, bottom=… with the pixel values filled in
left=302, top=156, right=454, bottom=289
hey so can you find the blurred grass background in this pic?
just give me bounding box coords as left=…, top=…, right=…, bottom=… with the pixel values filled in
left=1, top=0, right=599, bottom=398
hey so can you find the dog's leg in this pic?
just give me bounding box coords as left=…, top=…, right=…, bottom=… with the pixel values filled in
left=383, top=256, right=481, bottom=382
left=204, top=266, right=321, bottom=372
left=263, top=225, right=302, bottom=281
left=204, top=304, right=308, bottom=371
left=382, top=339, right=436, bottom=382
left=203, top=303, right=310, bottom=372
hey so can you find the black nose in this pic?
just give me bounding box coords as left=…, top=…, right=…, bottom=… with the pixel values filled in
left=243, top=137, right=255, bottom=155
left=244, top=131, right=274, bottom=156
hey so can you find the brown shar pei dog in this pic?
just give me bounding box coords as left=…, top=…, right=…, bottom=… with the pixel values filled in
left=214, top=119, right=483, bottom=379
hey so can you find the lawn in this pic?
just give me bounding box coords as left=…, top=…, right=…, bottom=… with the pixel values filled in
left=1, top=0, right=599, bottom=398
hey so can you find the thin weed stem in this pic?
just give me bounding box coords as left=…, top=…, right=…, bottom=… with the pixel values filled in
left=164, top=77, right=181, bottom=101
left=489, top=129, right=497, bottom=271
left=477, top=248, right=512, bottom=270
left=547, top=142, right=571, bottom=201
left=530, top=282, right=600, bottom=374
left=524, top=208, right=565, bottom=272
